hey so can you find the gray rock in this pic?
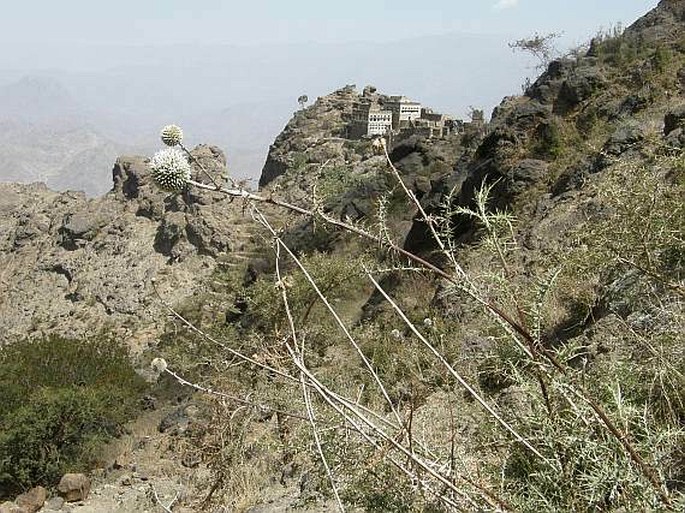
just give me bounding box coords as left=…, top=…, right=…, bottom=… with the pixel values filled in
left=664, top=104, right=685, bottom=135
left=0, top=142, right=242, bottom=346
left=188, top=144, right=227, bottom=193
left=594, top=123, right=646, bottom=171
left=58, top=213, right=99, bottom=250
left=605, top=124, right=645, bottom=155
left=111, top=155, right=151, bottom=201
left=57, top=473, right=91, bottom=502
left=14, top=486, right=46, bottom=513
left=665, top=127, right=685, bottom=148
left=678, top=66, right=685, bottom=93
left=505, top=159, right=548, bottom=196
left=555, top=67, right=605, bottom=114
left=552, top=159, right=592, bottom=196
left=159, top=404, right=200, bottom=435
left=44, top=496, right=64, bottom=511
left=153, top=212, right=187, bottom=258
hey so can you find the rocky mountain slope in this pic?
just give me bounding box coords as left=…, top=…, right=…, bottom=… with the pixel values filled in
left=0, top=1, right=684, bottom=511
left=0, top=145, right=256, bottom=348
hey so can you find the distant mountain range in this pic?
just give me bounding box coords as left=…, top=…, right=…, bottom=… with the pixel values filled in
left=0, top=33, right=533, bottom=195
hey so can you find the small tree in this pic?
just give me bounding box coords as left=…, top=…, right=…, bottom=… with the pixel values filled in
left=509, top=31, right=562, bottom=69
left=297, top=94, right=309, bottom=110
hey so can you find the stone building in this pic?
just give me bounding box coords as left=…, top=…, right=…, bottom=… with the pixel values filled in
left=419, top=108, right=454, bottom=137
left=349, top=101, right=393, bottom=138
left=385, top=96, right=422, bottom=127
left=348, top=87, right=463, bottom=140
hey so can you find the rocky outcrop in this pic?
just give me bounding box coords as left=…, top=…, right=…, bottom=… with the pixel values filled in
left=400, top=0, right=685, bottom=259
left=623, top=0, right=685, bottom=45
left=258, top=85, right=358, bottom=188
left=257, top=86, right=471, bottom=257
left=0, top=146, right=248, bottom=346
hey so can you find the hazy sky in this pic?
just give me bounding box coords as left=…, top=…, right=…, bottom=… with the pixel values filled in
left=0, top=1, right=662, bottom=191
left=2, top=1, right=658, bottom=51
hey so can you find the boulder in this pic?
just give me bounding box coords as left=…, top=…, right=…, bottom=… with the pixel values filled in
left=504, top=159, right=549, bottom=196
left=677, top=66, right=685, bottom=93
left=664, top=104, right=685, bottom=135
left=594, top=123, right=646, bottom=171
left=43, top=497, right=64, bottom=511
left=58, top=212, right=99, bottom=250
left=554, top=67, right=605, bottom=114
left=552, top=160, right=593, bottom=196
left=153, top=212, right=187, bottom=257
left=604, top=124, right=645, bottom=156
left=57, top=473, right=91, bottom=502
left=14, top=487, right=46, bottom=513
left=665, top=127, right=685, bottom=148
left=111, top=155, right=151, bottom=200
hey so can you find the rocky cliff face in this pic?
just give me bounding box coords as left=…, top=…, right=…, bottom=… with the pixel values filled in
left=257, top=85, right=475, bottom=257
left=253, top=0, right=684, bottom=338
left=0, top=146, right=255, bottom=347
left=401, top=0, right=685, bottom=251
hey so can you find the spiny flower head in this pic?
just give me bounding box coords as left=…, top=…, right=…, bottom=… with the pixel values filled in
left=151, top=357, right=168, bottom=373
left=372, top=137, right=387, bottom=155
left=160, top=124, right=184, bottom=147
left=150, top=148, right=191, bottom=192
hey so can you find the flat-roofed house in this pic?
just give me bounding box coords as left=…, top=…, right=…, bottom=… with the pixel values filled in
left=385, top=96, right=422, bottom=128
left=350, top=101, right=393, bottom=138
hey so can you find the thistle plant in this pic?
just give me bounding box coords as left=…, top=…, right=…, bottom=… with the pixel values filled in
left=160, top=124, right=184, bottom=147
left=149, top=148, right=191, bottom=192
left=148, top=125, right=684, bottom=512
left=151, top=357, right=168, bottom=373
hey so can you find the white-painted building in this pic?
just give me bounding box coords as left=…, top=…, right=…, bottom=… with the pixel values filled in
left=367, top=108, right=393, bottom=135
left=386, top=96, right=422, bottom=125
left=351, top=102, right=393, bottom=137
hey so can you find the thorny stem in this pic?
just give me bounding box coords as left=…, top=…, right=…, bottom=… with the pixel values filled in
left=275, top=244, right=346, bottom=512
left=266, top=201, right=509, bottom=511
left=284, top=344, right=488, bottom=512
left=162, top=367, right=310, bottom=421
left=187, top=178, right=533, bottom=342
left=151, top=485, right=180, bottom=513
left=252, top=207, right=404, bottom=427
left=366, top=270, right=555, bottom=471
left=180, top=142, right=235, bottom=190
left=155, top=277, right=407, bottom=433
left=152, top=280, right=298, bottom=384
left=182, top=154, right=673, bottom=504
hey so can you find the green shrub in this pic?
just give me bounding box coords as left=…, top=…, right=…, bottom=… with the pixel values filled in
left=0, top=335, right=147, bottom=496
left=652, top=45, right=672, bottom=73
left=534, top=119, right=564, bottom=160
left=241, top=251, right=368, bottom=336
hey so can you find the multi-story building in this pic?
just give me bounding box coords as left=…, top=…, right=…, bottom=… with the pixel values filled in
left=367, top=107, right=393, bottom=135
left=350, top=101, right=393, bottom=137
left=348, top=89, right=462, bottom=140
left=385, top=96, right=423, bottom=127
left=419, top=108, right=454, bottom=137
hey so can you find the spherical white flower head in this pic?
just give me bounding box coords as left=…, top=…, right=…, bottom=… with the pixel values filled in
left=390, top=328, right=402, bottom=340
left=160, top=124, right=184, bottom=147
left=423, top=317, right=434, bottom=328
left=150, top=148, right=191, bottom=192
left=372, top=137, right=387, bottom=155
left=151, top=357, right=168, bottom=373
